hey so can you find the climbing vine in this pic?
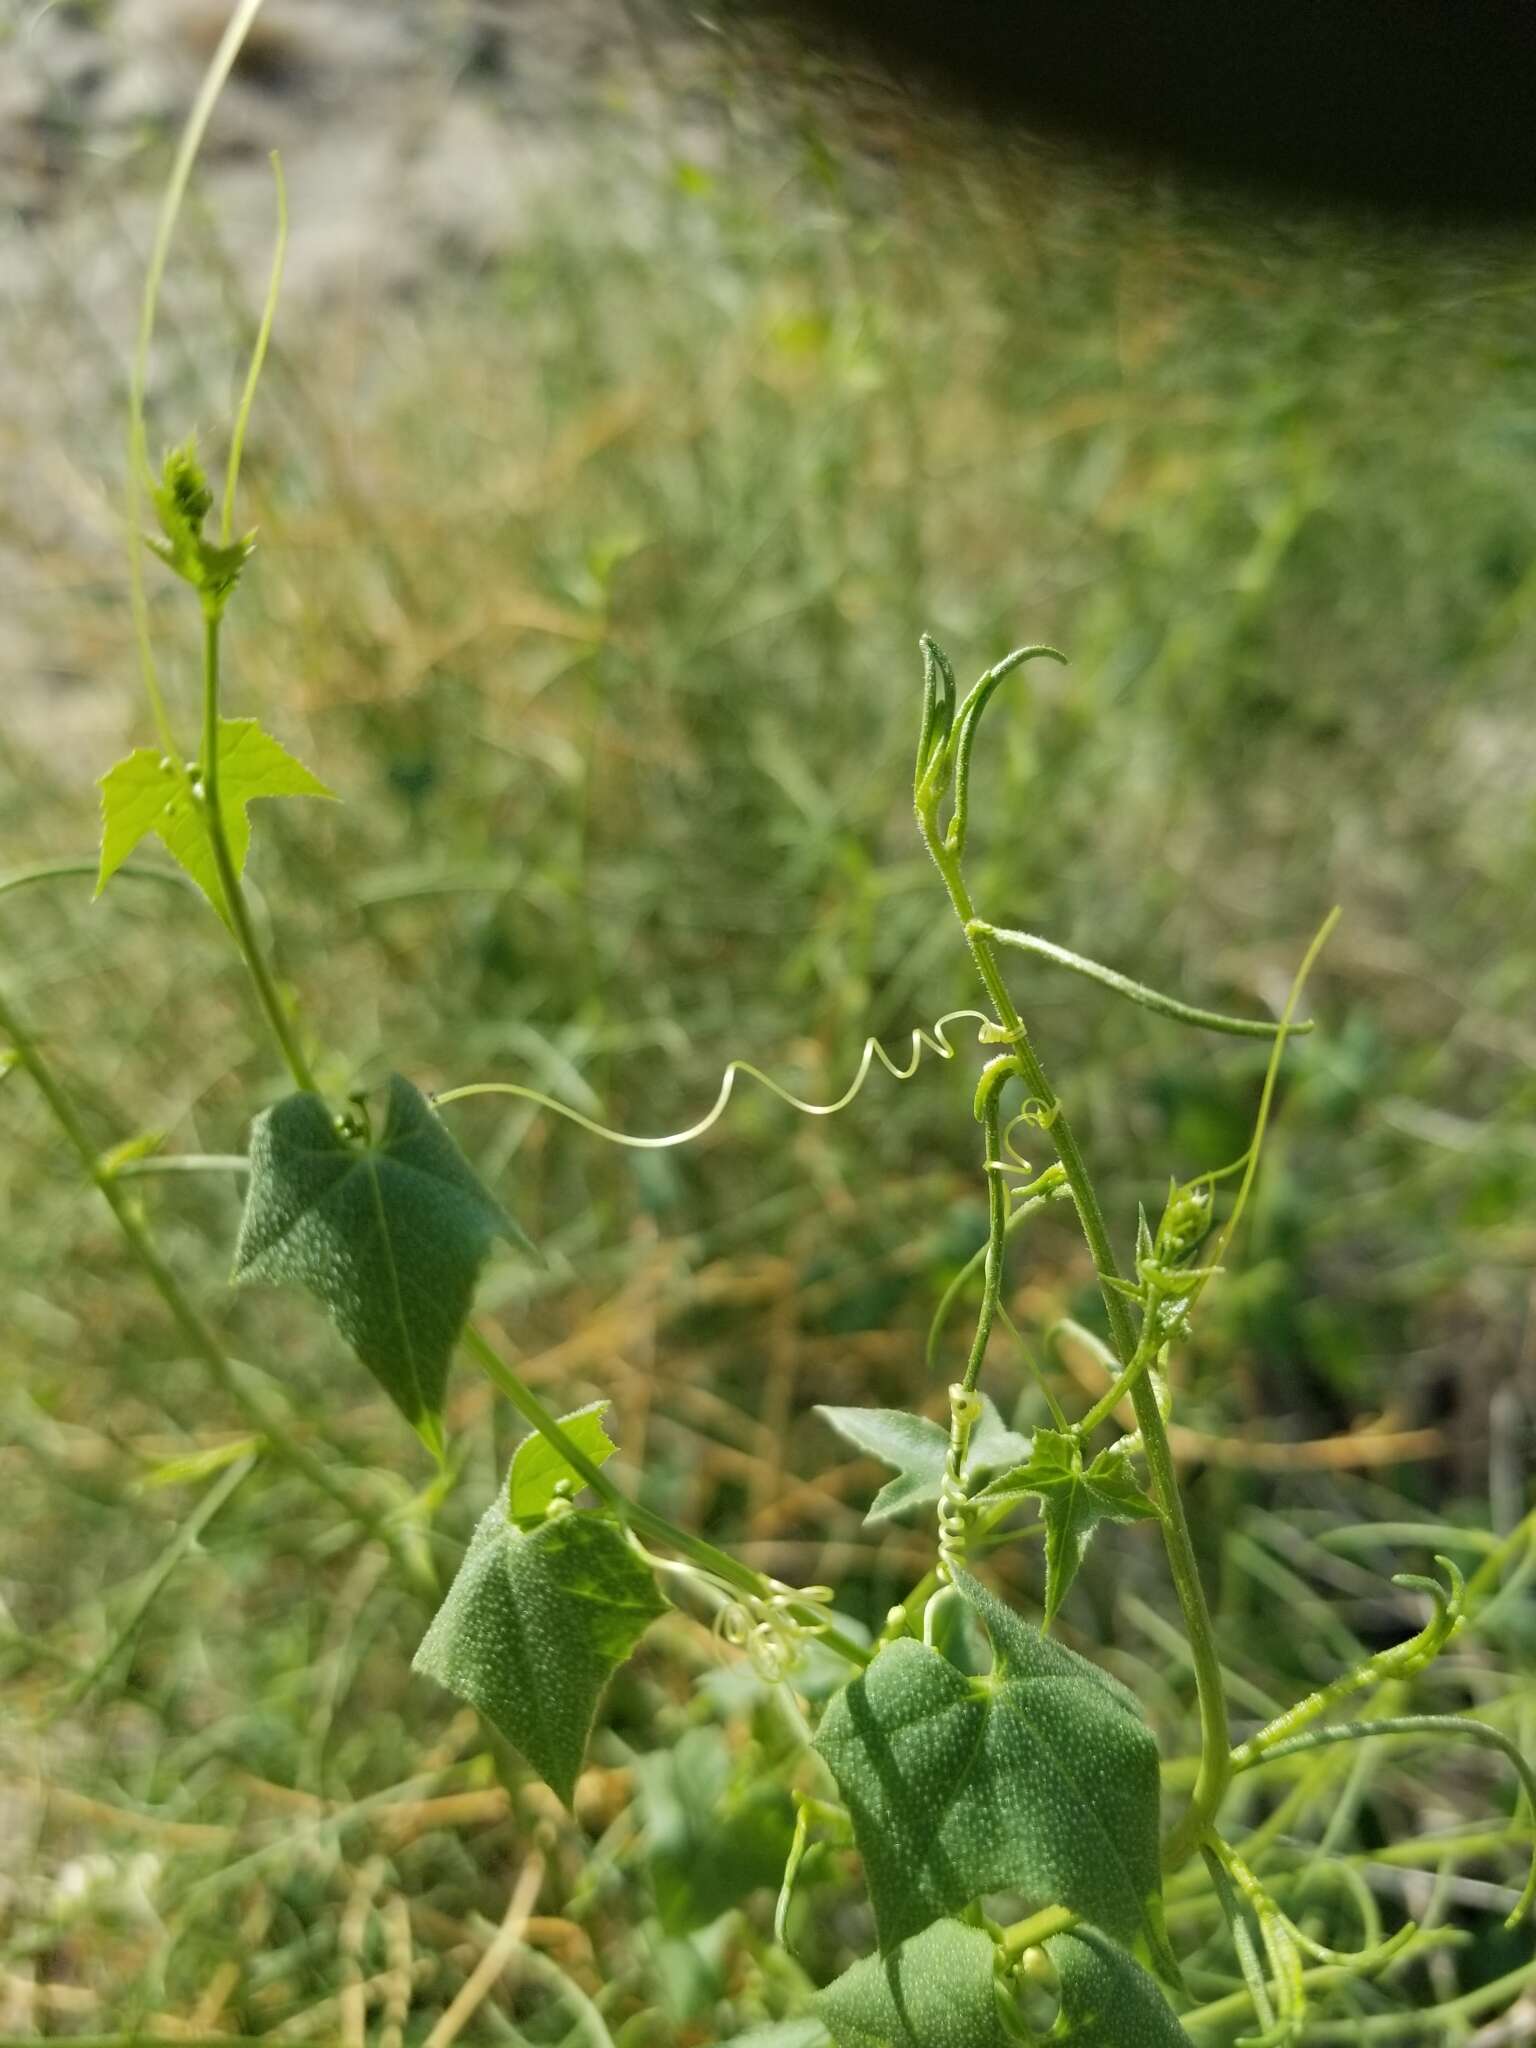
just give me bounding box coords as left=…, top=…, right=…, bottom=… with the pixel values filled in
left=3, top=13, right=1533, bottom=2041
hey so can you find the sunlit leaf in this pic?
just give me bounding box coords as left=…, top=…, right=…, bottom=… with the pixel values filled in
left=233, top=1073, right=532, bottom=1450
left=816, top=1396, right=1030, bottom=1523
left=413, top=1505, right=667, bottom=1804
left=813, top=1569, right=1165, bottom=1954
left=508, top=1400, right=618, bottom=1523
left=976, top=1429, right=1160, bottom=1622
left=97, top=717, right=333, bottom=923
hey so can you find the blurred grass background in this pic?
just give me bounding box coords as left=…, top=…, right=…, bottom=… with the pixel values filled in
left=3, top=3, right=1536, bottom=2039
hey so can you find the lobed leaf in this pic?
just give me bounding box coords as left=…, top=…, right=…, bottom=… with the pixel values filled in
left=233, top=1073, right=532, bottom=1450
left=508, top=1399, right=618, bottom=1522
left=817, top=1396, right=1030, bottom=1523
left=976, top=1428, right=1160, bottom=1623
left=97, top=717, right=333, bottom=924
left=818, top=1919, right=1012, bottom=2048
left=812, top=1569, right=1165, bottom=1955
left=413, top=1505, right=667, bottom=1805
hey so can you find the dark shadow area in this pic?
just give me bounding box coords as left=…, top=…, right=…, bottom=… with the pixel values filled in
left=751, top=0, right=1536, bottom=222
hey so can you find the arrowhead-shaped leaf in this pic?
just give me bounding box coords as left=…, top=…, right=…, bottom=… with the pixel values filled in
left=97, top=717, right=333, bottom=924
left=812, top=1569, right=1164, bottom=1955
left=1046, top=1926, right=1194, bottom=2044
left=975, top=1429, right=1161, bottom=1623
left=233, top=1074, right=532, bottom=1450
left=817, top=1396, right=1031, bottom=1523
left=818, top=1919, right=1011, bottom=2048
left=508, top=1400, right=617, bottom=1523
left=413, top=1505, right=667, bottom=1804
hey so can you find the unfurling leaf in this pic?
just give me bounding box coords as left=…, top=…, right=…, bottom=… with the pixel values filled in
left=413, top=1505, right=667, bottom=1804
left=148, top=439, right=254, bottom=611
left=818, top=1919, right=1011, bottom=2048
left=976, top=1428, right=1160, bottom=1623
left=97, top=717, right=333, bottom=924
left=813, top=1569, right=1165, bottom=1956
left=1046, top=1926, right=1194, bottom=2044
left=816, top=1395, right=1030, bottom=1523
left=509, top=1400, right=617, bottom=1523
left=233, top=1074, right=533, bottom=1450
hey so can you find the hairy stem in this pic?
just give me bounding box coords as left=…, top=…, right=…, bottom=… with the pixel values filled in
left=999, top=1902, right=1079, bottom=1959
left=463, top=1326, right=870, bottom=1669
left=915, top=789, right=1230, bottom=1869
left=961, top=1083, right=1010, bottom=1397
left=201, top=613, right=319, bottom=1095
left=0, top=978, right=430, bottom=1595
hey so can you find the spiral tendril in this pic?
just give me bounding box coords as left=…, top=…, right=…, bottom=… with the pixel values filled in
left=432, top=1010, right=1004, bottom=1148
left=710, top=1578, right=836, bottom=1684
left=936, top=1383, right=984, bottom=1586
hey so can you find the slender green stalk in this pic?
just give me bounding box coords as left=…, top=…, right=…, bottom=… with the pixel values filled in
left=924, top=1169, right=1069, bottom=1375
left=974, top=922, right=1313, bottom=1039
left=0, top=977, right=430, bottom=1595
left=999, top=1902, right=1079, bottom=1959
left=960, top=1082, right=1009, bottom=1397
left=915, top=782, right=1230, bottom=1870
left=66, top=1453, right=255, bottom=1704
left=1075, top=1320, right=1162, bottom=1440
left=126, top=0, right=268, bottom=759
left=1184, top=1947, right=1536, bottom=2040
left=1236, top=1715, right=1536, bottom=1924
left=462, top=1326, right=870, bottom=1669
left=1467, top=1501, right=1536, bottom=1608
left=0, top=860, right=193, bottom=901
left=221, top=151, right=287, bottom=544
left=200, top=613, right=318, bottom=1095
left=1231, top=1567, right=1461, bottom=1771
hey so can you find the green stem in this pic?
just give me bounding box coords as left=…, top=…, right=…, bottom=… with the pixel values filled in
left=462, top=1326, right=870, bottom=1669
left=0, top=859, right=194, bottom=902
left=999, top=1902, right=1079, bottom=1959
left=924, top=1169, right=1068, bottom=1375
left=200, top=611, right=319, bottom=1096
left=1184, top=1947, right=1536, bottom=2040
left=1235, top=1714, right=1536, bottom=1925
left=974, top=921, right=1312, bottom=1039
left=960, top=1084, right=1009, bottom=1396
left=916, top=791, right=1230, bottom=1870
left=0, top=979, right=431, bottom=1597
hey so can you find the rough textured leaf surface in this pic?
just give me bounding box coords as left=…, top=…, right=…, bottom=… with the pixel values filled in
left=413, top=1505, right=666, bottom=1804
left=813, top=1569, right=1163, bottom=1953
left=508, top=1401, right=617, bottom=1522
left=976, top=1428, right=1160, bottom=1622
left=818, top=1920, right=1010, bottom=2048
left=817, top=1396, right=1030, bottom=1522
left=1047, top=1927, right=1194, bottom=2044
left=234, top=1074, right=529, bottom=1445
left=97, top=717, right=332, bottom=920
